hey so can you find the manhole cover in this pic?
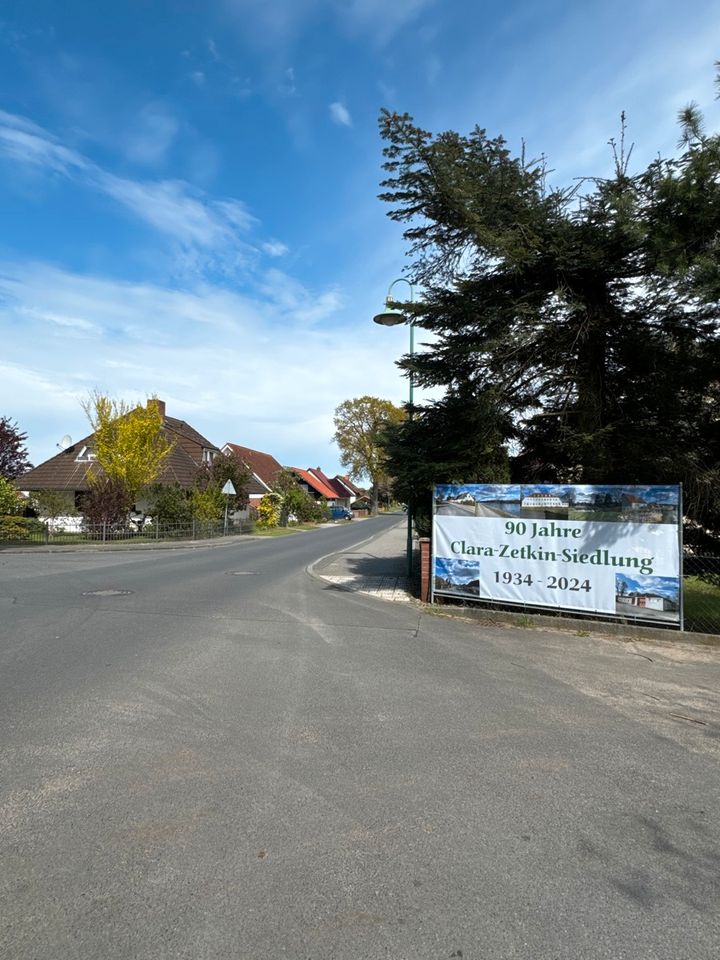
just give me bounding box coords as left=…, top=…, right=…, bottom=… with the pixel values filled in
left=82, top=589, right=134, bottom=597
left=228, top=571, right=258, bottom=576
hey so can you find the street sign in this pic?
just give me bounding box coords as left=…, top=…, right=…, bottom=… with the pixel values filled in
left=221, top=480, right=236, bottom=496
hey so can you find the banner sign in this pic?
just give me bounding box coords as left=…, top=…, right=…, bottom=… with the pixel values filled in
left=432, top=484, right=682, bottom=625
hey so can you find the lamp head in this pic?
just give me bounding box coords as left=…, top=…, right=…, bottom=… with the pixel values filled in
left=372, top=309, right=405, bottom=327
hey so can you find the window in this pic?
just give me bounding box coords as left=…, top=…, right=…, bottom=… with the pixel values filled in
left=75, top=446, right=97, bottom=462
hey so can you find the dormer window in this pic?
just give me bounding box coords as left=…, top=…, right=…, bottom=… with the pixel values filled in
left=202, top=448, right=215, bottom=464
left=75, top=446, right=97, bottom=462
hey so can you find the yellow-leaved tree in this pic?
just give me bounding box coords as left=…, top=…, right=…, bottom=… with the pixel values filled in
left=82, top=393, right=174, bottom=507
left=332, top=396, right=405, bottom=516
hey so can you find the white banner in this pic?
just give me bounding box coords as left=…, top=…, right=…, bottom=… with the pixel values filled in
left=432, top=484, right=682, bottom=624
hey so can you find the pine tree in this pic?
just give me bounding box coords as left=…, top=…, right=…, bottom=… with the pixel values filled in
left=377, top=72, right=720, bottom=533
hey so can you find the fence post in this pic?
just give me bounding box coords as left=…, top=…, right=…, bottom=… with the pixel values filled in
left=192, top=518, right=196, bottom=540
left=102, top=520, right=107, bottom=543
left=419, top=537, right=431, bottom=602
left=155, top=517, right=159, bottom=540
left=44, top=523, right=50, bottom=545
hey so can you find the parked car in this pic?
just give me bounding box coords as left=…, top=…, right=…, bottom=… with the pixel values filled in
left=330, top=506, right=352, bottom=521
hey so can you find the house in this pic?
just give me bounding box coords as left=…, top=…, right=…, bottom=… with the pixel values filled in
left=617, top=591, right=678, bottom=613
left=306, top=468, right=362, bottom=509
left=521, top=492, right=567, bottom=508
left=221, top=443, right=284, bottom=510
left=18, top=399, right=227, bottom=524
left=289, top=467, right=338, bottom=503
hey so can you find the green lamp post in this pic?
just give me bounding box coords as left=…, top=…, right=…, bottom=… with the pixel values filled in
left=373, top=278, right=415, bottom=579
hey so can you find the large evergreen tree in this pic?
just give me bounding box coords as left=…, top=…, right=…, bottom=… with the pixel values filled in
left=377, top=75, right=720, bottom=535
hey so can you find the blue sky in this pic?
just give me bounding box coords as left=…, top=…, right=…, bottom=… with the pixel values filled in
left=435, top=557, right=479, bottom=584
left=1, top=1, right=718, bottom=475
left=616, top=574, right=679, bottom=601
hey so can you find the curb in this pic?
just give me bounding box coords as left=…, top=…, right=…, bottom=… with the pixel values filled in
left=423, top=600, right=720, bottom=648
left=307, top=520, right=416, bottom=605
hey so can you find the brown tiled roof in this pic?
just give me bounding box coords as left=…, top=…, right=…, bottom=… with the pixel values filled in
left=16, top=431, right=97, bottom=492
left=223, top=443, right=283, bottom=491
left=17, top=408, right=221, bottom=492
left=243, top=475, right=268, bottom=497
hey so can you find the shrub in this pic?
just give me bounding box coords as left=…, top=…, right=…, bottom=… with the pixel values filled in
left=31, top=489, right=77, bottom=520
left=190, top=487, right=224, bottom=521
left=257, top=493, right=281, bottom=528
left=0, top=476, right=24, bottom=515
left=148, top=483, right=193, bottom=524
left=80, top=476, right=132, bottom=529
left=0, top=516, right=45, bottom=541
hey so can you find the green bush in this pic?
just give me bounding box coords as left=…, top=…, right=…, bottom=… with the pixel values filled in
left=0, top=476, right=24, bottom=515
left=147, top=484, right=193, bottom=524
left=0, top=516, right=45, bottom=541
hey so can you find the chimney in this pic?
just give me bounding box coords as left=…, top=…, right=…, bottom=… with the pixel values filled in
left=148, top=398, right=166, bottom=418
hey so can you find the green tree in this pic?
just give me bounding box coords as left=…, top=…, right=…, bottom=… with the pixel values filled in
left=377, top=79, right=720, bottom=534
left=190, top=487, right=224, bottom=522
left=333, top=396, right=405, bottom=515
left=0, top=417, right=32, bottom=479
left=147, top=484, right=193, bottom=525
left=31, top=489, right=77, bottom=521
left=382, top=386, right=511, bottom=535
left=274, top=469, right=324, bottom=525
left=82, top=392, right=174, bottom=506
left=0, top=475, right=25, bottom=515
left=194, top=450, right=250, bottom=515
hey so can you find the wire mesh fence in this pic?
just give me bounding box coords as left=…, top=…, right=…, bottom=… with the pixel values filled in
left=430, top=550, right=720, bottom=637
left=682, top=553, right=720, bottom=635
left=0, top=517, right=256, bottom=546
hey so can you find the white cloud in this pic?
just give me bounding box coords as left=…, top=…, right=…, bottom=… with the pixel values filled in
left=339, top=0, right=438, bottom=45
left=123, top=101, right=180, bottom=166
left=329, top=101, right=352, bottom=127
left=279, top=66, right=297, bottom=97
left=191, top=70, right=206, bottom=86
left=0, top=110, right=259, bottom=274
left=222, top=0, right=436, bottom=47
left=262, top=240, right=289, bottom=257
left=0, top=110, right=87, bottom=175
left=0, top=260, right=412, bottom=473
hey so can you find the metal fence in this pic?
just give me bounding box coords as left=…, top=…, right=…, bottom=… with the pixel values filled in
left=682, top=553, right=720, bottom=635
left=0, top=517, right=256, bottom=546
left=432, top=552, right=720, bottom=637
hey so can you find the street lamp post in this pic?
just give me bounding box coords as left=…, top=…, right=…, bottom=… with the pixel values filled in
left=373, top=278, right=415, bottom=579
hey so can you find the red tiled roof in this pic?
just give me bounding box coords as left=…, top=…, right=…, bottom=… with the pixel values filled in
left=337, top=474, right=364, bottom=496
left=307, top=467, right=350, bottom=500
left=290, top=467, right=337, bottom=500
left=223, top=443, right=283, bottom=491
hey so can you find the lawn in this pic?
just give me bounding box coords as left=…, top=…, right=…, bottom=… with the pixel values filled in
left=683, top=576, right=720, bottom=632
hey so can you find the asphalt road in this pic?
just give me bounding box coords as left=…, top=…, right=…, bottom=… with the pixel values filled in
left=1, top=516, right=719, bottom=959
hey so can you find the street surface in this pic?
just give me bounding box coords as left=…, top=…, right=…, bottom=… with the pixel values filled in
left=1, top=515, right=719, bottom=959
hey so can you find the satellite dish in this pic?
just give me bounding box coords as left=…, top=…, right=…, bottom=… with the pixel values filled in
left=57, top=435, right=72, bottom=450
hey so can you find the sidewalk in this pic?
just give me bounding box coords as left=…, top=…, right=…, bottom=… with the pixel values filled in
left=312, top=519, right=416, bottom=602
